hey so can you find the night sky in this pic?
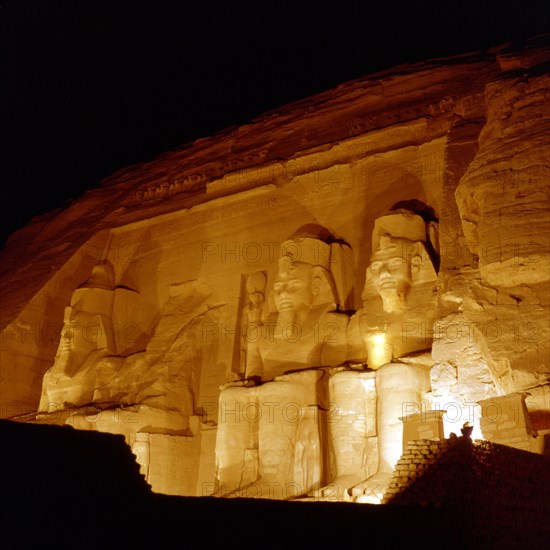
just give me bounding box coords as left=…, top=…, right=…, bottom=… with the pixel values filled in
left=3, top=0, right=548, bottom=248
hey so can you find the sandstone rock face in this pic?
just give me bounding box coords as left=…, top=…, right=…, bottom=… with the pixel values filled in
left=454, top=61, right=550, bottom=405
left=216, top=369, right=326, bottom=500
left=1, top=37, right=549, bottom=499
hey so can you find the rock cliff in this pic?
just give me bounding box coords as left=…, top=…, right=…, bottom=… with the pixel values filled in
left=1, top=35, right=548, bottom=502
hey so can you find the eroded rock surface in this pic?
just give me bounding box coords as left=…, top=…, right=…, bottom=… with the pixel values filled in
left=1, top=37, right=549, bottom=499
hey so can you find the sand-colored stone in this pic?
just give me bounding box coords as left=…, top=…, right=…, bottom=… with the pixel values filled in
left=1, top=37, right=549, bottom=500
left=478, top=392, right=543, bottom=452
left=216, top=369, right=326, bottom=499
left=326, top=368, right=377, bottom=493
left=400, top=410, right=446, bottom=446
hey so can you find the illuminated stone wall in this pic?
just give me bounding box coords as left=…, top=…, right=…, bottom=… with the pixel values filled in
left=0, top=37, right=548, bottom=499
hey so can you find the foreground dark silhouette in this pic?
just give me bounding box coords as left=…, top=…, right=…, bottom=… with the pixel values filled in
left=1, top=419, right=548, bottom=549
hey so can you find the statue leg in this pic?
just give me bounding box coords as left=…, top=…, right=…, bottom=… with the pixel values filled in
left=352, top=362, right=430, bottom=502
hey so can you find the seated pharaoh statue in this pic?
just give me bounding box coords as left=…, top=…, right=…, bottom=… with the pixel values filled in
left=214, top=225, right=354, bottom=499
left=244, top=224, right=354, bottom=381
left=38, top=260, right=213, bottom=422
left=38, top=260, right=120, bottom=412
left=346, top=208, right=439, bottom=502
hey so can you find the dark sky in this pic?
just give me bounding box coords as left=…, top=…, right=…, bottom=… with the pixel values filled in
left=2, top=0, right=549, bottom=248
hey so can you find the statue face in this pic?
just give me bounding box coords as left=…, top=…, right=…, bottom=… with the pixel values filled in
left=60, top=322, right=75, bottom=352
left=369, top=253, right=412, bottom=296
left=367, top=237, right=417, bottom=309
left=272, top=262, right=314, bottom=314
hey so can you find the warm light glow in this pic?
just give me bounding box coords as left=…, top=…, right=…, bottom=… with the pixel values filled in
left=428, top=393, right=485, bottom=440
left=373, top=332, right=386, bottom=347
left=368, top=332, right=392, bottom=369
left=471, top=423, right=484, bottom=441
left=356, top=494, right=382, bottom=504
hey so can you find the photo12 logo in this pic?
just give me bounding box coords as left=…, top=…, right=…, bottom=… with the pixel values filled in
left=202, top=320, right=342, bottom=344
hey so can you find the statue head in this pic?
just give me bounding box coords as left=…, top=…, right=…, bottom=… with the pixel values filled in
left=363, top=210, right=438, bottom=313
left=246, top=271, right=267, bottom=308
left=273, top=257, right=333, bottom=317
left=368, top=235, right=421, bottom=310
left=270, top=224, right=354, bottom=320
left=79, top=260, right=115, bottom=290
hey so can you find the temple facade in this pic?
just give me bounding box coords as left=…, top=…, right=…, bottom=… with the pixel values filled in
left=0, top=37, right=548, bottom=501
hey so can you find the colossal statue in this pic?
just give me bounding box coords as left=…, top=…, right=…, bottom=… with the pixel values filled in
left=245, top=224, right=354, bottom=381
left=38, top=261, right=120, bottom=412
left=215, top=225, right=354, bottom=499
left=346, top=208, right=440, bottom=502
left=38, top=214, right=441, bottom=502
left=348, top=208, right=439, bottom=366
left=216, top=214, right=441, bottom=501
